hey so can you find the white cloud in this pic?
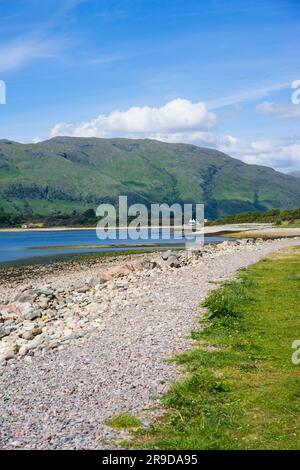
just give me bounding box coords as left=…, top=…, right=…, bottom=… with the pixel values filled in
left=148, top=131, right=215, bottom=145
left=159, top=131, right=300, bottom=173
left=217, top=135, right=300, bottom=173
left=50, top=99, right=217, bottom=138
left=255, top=101, right=300, bottom=119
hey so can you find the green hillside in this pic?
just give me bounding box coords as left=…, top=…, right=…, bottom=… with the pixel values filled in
left=0, top=136, right=299, bottom=219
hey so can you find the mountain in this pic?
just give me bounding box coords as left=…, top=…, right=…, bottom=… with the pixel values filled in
left=1, top=136, right=300, bottom=219
left=288, top=171, right=300, bottom=177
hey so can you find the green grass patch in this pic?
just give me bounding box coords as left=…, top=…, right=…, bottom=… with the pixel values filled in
left=230, top=231, right=298, bottom=240
left=286, top=219, right=300, bottom=228
left=106, top=413, right=142, bottom=430
left=133, top=247, right=300, bottom=449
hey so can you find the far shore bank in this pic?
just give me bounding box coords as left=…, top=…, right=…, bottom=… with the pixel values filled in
left=0, top=222, right=273, bottom=235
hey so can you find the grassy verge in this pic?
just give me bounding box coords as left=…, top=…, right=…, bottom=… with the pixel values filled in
left=286, top=220, right=300, bottom=228
left=229, top=231, right=272, bottom=239
left=230, top=231, right=299, bottom=239
left=133, top=247, right=300, bottom=449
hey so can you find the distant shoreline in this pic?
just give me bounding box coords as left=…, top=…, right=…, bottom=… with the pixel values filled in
left=0, top=226, right=97, bottom=233
left=0, top=225, right=203, bottom=234
left=0, top=223, right=268, bottom=234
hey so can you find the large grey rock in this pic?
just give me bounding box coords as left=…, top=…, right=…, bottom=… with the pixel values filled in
left=161, top=250, right=178, bottom=261
left=24, top=309, right=42, bottom=321
left=12, top=290, right=35, bottom=303
left=35, top=287, right=54, bottom=297
left=142, top=260, right=158, bottom=269
left=0, top=326, right=11, bottom=339
left=166, top=255, right=181, bottom=268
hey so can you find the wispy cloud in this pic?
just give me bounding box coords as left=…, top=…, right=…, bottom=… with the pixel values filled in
left=83, top=54, right=127, bottom=67
left=0, top=38, right=61, bottom=72
left=0, top=0, right=86, bottom=72
left=207, top=82, right=290, bottom=109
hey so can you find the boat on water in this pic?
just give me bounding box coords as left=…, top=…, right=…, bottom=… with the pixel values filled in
left=188, top=218, right=201, bottom=226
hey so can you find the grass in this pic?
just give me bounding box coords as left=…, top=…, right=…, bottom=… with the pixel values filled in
left=1, top=138, right=300, bottom=219
left=106, top=413, right=142, bottom=430
left=230, top=231, right=299, bottom=239
left=132, top=247, right=300, bottom=450
left=286, top=219, right=300, bottom=228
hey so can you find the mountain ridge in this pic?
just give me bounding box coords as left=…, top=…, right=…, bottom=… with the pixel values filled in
left=0, top=136, right=299, bottom=219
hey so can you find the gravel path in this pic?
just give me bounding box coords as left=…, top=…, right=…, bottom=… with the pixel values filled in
left=1, top=238, right=299, bottom=449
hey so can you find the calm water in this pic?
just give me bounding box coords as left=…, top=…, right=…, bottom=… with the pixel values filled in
left=0, top=229, right=228, bottom=266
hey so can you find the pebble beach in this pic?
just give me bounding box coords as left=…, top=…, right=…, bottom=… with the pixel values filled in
left=1, top=237, right=300, bottom=449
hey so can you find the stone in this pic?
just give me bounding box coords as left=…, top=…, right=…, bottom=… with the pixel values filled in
left=26, top=336, right=43, bottom=351
left=142, top=260, right=158, bottom=269
left=128, top=261, right=143, bottom=271
left=35, top=287, right=54, bottom=297
left=32, top=327, right=43, bottom=337
left=18, top=345, right=29, bottom=357
left=22, top=331, right=34, bottom=341
left=189, top=249, right=203, bottom=258
left=107, top=265, right=132, bottom=278
left=22, top=322, right=36, bottom=330
left=47, top=340, right=61, bottom=350
left=77, top=286, right=90, bottom=293
left=1, top=302, right=32, bottom=320
left=86, top=276, right=99, bottom=287
left=0, top=326, right=11, bottom=339
left=24, top=309, right=42, bottom=321
left=166, top=256, right=180, bottom=268
left=15, top=337, right=28, bottom=346
left=37, top=298, right=49, bottom=310
left=98, top=272, right=114, bottom=282
left=12, top=290, right=35, bottom=304
left=161, top=250, right=178, bottom=261
left=61, top=332, right=80, bottom=342
left=0, top=347, right=15, bottom=361
left=42, top=309, right=57, bottom=320
left=87, top=302, right=101, bottom=314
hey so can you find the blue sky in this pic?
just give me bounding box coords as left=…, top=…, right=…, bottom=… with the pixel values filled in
left=0, top=0, right=300, bottom=172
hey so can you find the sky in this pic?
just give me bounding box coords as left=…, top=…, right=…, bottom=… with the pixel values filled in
left=0, top=0, right=300, bottom=173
